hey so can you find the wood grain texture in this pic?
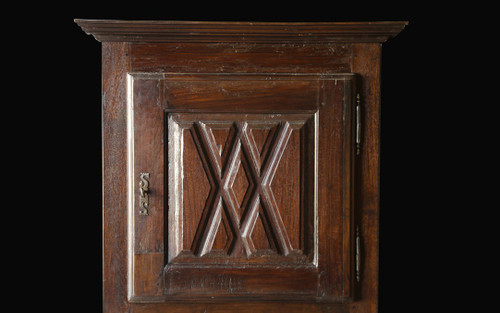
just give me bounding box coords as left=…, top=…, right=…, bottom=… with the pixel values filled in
left=131, top=43, right=352, bottom=74
left=349, top=43, right=382, bottom=313
left=75, top=20, right=408, bottom=43
left=129, top=75, right=165, bottom=300
left=316, top=78, right=356, bottom=302
left=164, top=266, right=318, bottom=299
left=162, top=79, right=318, bottom=112
left=101, top=42, right=130, bottom=313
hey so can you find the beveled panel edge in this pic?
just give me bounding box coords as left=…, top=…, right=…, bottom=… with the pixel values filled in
left=127, top=72, right=358, bottom=81
left=128, top=72, right=358, bottom=114
left=75, top=19, right=408, bottom=43
left=166, top=112, right=318, bottom=263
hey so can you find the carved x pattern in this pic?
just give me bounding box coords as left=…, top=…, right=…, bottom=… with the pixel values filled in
left=193, top=121, right=293, bottom=257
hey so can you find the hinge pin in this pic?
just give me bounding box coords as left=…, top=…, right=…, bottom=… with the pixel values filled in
left=356, top=93, right=361, bottom=155
left=356, top=225, right=361, bottom=282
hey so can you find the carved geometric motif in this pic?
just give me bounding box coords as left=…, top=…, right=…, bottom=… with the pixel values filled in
left=190, top=120, right=294, bottom=257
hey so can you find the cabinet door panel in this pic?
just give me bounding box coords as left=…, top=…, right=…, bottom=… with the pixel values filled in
left=128, top=73, right=357, bottom=303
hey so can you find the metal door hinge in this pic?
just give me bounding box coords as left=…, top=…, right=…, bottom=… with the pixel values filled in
left=355, top=93, right=361, bottom=155
left=355, top=225, right=361, bottom=282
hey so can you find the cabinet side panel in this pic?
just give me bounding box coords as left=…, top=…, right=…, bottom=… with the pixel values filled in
left=102, top=42, right=131, bottom=313
left=350, top=43, right=381, bottom=313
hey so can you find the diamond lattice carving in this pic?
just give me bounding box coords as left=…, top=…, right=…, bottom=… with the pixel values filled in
left=191, top=121, right=293, bottom=257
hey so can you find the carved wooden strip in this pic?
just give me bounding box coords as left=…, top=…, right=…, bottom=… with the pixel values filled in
left=131, top=42, right=352, bottom=75
left=128, top=74, right=165, bottom=300
left=341, top=76, right=356, bottom=300
left=192, top=122, right=247, bottom=256
left=167, top=114, right=183, bottom=263
left=164, top=265, right=318, bottom=297
left=243, top=126, right=262, bottom=170
left=131, top=77, right=165, bottom=253
left=350, top=43, right=382, bottom=309
left=101, top=42, right=130, bottom=311
left=76, top=20, right=407, bottom=43
left=257, top=122, right=294, bottom=255
left=238, top=125, right=264, bottom=247
left=314, top=76, right=358, bottom=300
left=163, top=79, right=318, bottom=112
left=133, top=253, right=165, bottom=298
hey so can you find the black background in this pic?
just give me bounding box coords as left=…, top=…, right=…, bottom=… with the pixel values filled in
left=14, top=5, right=487, bottom=312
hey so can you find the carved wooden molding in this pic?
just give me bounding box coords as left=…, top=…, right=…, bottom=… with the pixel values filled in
left=74, top=19, right=407, bottom=43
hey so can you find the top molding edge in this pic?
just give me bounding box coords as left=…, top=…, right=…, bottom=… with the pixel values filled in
left=74, top=19, right=408, bottom=43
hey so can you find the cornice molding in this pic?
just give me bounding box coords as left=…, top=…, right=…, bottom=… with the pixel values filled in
left=74, top=19, right=408, bottom=43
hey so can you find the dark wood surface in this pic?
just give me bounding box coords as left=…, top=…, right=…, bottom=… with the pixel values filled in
left=102, top=41, right=131, bottom=313
left=128, top=72, right=357, bottom=303
left=75, top=20, right=407, bottom=43
left=78, top=20, right=407, bottom=313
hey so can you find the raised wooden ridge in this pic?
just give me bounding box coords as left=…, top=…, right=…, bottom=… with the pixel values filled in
left=74, top=19, right=408, bottom=43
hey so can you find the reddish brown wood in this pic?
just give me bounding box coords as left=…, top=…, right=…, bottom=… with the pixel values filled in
left=77, top=20, right=406, bottom=313
left=101, top=41, right=130, bottom=313
left=349, top=43, right=382, bottom=313
left=130, top=75, right=165, bottom=299
left=131, top=43, right=352, bottom=73
left=74, top=20, right=407, bottom=43
left=162, top=76, right=319, bottom=112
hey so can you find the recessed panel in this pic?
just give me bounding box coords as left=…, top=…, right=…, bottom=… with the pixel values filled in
left=167, top=113, right=317, bottom=264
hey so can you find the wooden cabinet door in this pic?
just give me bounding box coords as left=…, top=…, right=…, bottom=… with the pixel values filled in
left=128, top=72, right=358, bottom=303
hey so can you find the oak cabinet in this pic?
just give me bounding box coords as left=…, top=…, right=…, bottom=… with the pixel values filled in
left=75, top=19, right=406, bottom=313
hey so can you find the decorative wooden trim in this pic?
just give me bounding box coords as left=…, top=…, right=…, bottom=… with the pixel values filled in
left=74, top=19, right=407, bottom=43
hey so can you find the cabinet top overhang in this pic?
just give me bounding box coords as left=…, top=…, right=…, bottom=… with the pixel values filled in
left=74, top=19, right=408, bottom=43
